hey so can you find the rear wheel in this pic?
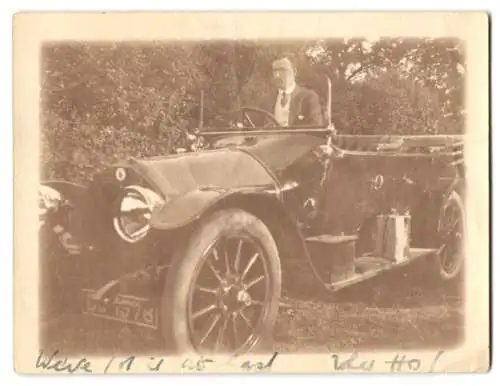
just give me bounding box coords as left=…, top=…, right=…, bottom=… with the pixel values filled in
left=432, top=191, right=465, bottom=282
left=160, top=209, right=281, bottom=356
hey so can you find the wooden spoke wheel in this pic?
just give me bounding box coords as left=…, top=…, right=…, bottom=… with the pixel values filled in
left=160, top=209, right=281, bottom=356
left=435, top=191, right=466, bottom=281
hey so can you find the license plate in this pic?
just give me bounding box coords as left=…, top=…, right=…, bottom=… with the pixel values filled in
left=81, top=289, right=159, bottom=330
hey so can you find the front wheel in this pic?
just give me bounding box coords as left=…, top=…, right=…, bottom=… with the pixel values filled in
left=160, top=209, right=282, bottom=356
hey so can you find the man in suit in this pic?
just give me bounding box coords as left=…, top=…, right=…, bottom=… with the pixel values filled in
left=265, top=56, right=324, bottom=127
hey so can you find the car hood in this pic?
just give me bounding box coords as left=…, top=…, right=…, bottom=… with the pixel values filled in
left=130, top=134, right=324, bottom=198
left=131, top=147, right=276, bottom=200
left=235, top=134, right=325, bottom=175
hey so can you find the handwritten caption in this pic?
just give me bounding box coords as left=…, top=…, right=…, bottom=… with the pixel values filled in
left=35, top=349, right=445, bottom=374
left=35, top=349, right=278, bottom=374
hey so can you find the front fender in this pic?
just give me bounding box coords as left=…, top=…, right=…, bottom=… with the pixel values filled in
left=39, top=180, right=89, bottom=228
left=149, top=188, right=277, bottom=231
left=149, top=187, right=311, bottom=266
left=39, top=180, right=91, bottom=252
left=41, top=180, right=89, bottom=206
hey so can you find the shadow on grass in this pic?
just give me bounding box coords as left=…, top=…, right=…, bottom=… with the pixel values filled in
left=275, top=257, right=465, bottom=353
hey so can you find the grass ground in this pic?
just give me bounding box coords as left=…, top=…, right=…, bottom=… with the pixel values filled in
left=40, top=256, right=464, bottom=356
left=274, top=257, right=464, bottom=353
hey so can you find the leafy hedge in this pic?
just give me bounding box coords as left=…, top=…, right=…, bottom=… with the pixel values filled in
left=41, top=39, right=464, bottom=183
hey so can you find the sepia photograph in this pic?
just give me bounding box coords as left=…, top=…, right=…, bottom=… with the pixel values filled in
left=13, top=12, right=489, bottom=374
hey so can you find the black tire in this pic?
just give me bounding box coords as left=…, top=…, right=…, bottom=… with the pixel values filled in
left=39, top=225, right=85, bottom=322
left=160, top=208, right=282, bottom=356
left=431, top=191, right=466, bottom=282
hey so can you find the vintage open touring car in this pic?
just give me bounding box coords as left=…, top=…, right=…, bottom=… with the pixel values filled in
left=39, top=81, right=465, bottom=356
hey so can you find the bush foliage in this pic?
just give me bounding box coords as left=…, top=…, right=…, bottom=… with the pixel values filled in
left=41, top=38, right=465, bottom=183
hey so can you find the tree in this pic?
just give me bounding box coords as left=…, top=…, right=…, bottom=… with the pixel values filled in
left=41, top=38, right=465, bottom=182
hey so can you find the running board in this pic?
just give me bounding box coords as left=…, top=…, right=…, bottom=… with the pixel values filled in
left=306, top=234, right=358, bottom=245
left=326, top=248, right=437, bottom=292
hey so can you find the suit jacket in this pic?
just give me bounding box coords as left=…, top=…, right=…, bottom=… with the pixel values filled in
left=263, top=85, right=324, bottom=127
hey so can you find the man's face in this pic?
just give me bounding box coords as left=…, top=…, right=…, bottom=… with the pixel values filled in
left=272, top=58, right=295, bottom=90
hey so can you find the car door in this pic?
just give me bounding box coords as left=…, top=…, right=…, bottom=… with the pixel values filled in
left=320, top=151, right=440, bottom=237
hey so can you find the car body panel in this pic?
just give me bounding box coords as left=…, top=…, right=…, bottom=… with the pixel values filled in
left=320, top=151, right=461, bottom=236
left=150, top=187, right=276, bottom=230
left=220, top=133, right=326, bottom=179
left=41, top=132, right=461, bottom=254
left=39, top=128, right=465, bottom=333
left=132, top=147, right=280, bottom=199
left=130, top=136, right=325, bottom=231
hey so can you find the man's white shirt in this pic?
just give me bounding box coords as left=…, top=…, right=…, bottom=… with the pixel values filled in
left=274, top=82, right=296, bottom=127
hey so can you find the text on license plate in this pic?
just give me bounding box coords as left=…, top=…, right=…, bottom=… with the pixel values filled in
left=81, top=289, right=159, bottom=330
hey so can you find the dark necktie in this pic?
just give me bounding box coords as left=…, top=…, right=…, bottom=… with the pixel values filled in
left=280, top=92, right=289, bottom=107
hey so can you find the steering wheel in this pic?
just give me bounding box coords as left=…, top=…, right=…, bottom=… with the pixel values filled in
left=210, top=106, right=281, bottom=149
left=233, top=106, right=281, bottom=130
